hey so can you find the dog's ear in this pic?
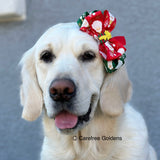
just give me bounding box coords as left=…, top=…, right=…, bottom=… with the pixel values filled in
left=100, top=66, right=132, bottom=116
left=19, top=47, right=43, bottom=121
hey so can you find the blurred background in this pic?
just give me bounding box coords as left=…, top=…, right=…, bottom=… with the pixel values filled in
left=0, top=0, right=159, bottom=159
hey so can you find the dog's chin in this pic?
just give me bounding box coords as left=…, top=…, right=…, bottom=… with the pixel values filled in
left=54, top=95, right=97, bottom=135
left=57, top=105, right=92, bottom=135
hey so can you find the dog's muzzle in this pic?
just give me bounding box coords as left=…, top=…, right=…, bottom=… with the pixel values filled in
left=49, top=78, right=79, bottom=129
left=49, top=78, right=93, bottom=131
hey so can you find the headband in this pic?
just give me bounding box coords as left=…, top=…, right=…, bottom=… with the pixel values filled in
left=77, top=10, right=126, bottom=73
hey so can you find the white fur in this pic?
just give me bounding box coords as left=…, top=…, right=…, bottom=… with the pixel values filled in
left=19, top=23, right=157, bottom=160
left=41, top=104, right=157, bottom=160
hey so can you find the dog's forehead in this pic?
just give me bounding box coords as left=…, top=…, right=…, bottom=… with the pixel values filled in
left=35, top=22, right=98, bottom=51
left=39, top=23, right=79, bottom=40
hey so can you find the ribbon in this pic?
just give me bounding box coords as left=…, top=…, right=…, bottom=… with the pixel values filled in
left=77, top=10, right=127, bottom=73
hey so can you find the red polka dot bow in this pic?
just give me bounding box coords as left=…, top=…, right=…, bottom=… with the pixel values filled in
left=77, top=10, right=127, bottom=73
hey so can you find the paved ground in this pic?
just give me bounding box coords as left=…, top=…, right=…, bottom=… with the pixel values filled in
left=0, top=0, right=159, bottom=159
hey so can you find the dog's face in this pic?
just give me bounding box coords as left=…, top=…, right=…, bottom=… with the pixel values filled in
left=20, top=23, right=132, bottom=134
left=36, top=23, right=104, bottom=133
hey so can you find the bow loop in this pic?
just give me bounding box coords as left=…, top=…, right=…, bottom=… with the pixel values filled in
left=103, top=10, right=116, bottom=32
left=77, top=10, right=127, bottom=73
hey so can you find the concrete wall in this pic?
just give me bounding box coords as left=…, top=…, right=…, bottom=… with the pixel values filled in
left=0, top=0, right=159, bottom=159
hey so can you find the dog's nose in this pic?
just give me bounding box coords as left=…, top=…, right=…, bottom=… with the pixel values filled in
left=49, top=79, right=76, bottom=101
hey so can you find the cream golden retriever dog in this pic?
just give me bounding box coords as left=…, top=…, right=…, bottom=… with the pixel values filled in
left=19, top=23, right=157, bottom=160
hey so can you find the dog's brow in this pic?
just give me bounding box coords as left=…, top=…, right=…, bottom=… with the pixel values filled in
left=37, top=43, right=52, bottom=52
left=37, top=41, right=62, bottom=56
left=75, top=41, right=98, bottom=55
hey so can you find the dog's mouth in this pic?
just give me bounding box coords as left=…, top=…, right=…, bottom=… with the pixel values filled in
left=54, top=105, right=92, bottom=130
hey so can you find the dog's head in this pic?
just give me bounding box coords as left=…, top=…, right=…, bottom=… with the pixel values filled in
left=19, top=23, right=132, bottom=134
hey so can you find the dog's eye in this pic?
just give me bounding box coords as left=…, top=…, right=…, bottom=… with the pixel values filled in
left=79, top=51, right=96, bottom=62
left=40, top=50, right=55, bottom=63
